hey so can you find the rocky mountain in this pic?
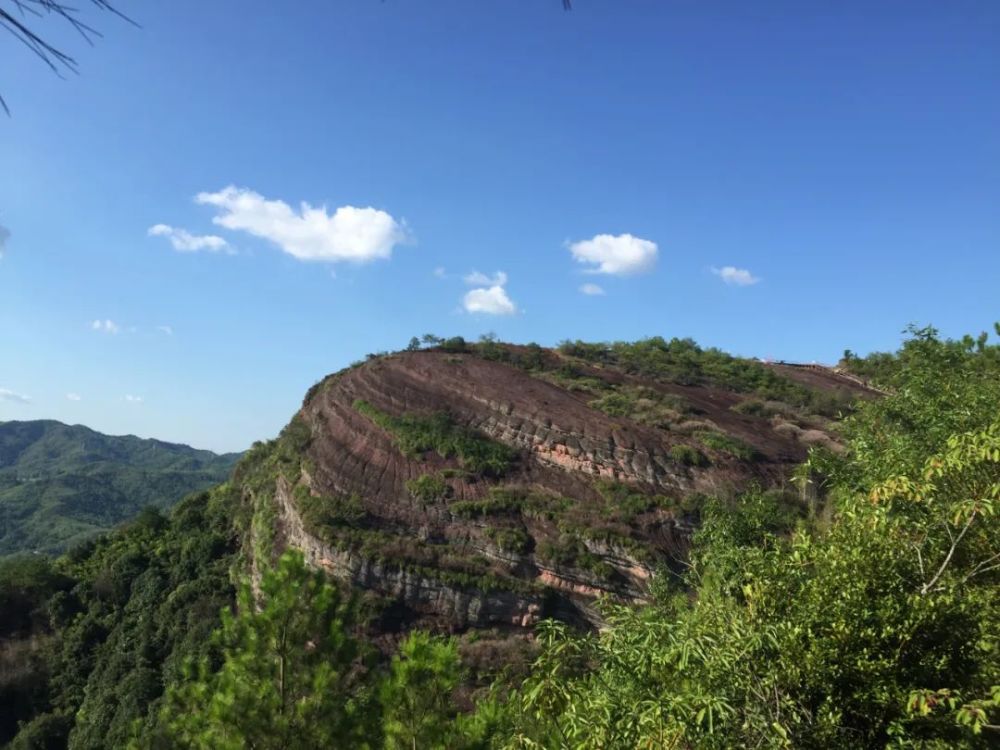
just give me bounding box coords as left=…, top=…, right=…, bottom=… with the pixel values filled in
left=0, top=420, right=241, bottom=556
left=236, top=338, right=873, bottom=633
left=0, top=337, right=884, bottom=748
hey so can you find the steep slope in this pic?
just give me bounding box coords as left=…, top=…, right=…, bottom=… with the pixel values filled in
left=0, top=420, right=242, bottom=556
left=241, top=339, right=873, bottom=632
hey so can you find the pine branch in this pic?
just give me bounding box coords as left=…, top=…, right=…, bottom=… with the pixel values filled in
left=0, top=0, right=136, bottom=114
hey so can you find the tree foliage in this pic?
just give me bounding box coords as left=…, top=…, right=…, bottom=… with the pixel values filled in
left=0, top=486, right=239, bottom=749
left=0, top=419, right=239, bottom=557
left=151, top=550, right=375, bottom=749
left=380, top=631, right=463, bottom=750
left=480, top=327, right=1000, bottom=748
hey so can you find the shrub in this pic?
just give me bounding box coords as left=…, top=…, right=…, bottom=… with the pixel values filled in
left=536, top=535, right=614, bottom=578
left=475, top=334, right=509, bottom=362
left=484, top=527, right=531, bottom=554
left=589, top=386, right=689, bottom=427
left=517, top=343, right=547, bottom=371
left=731, top=398, right=769, bottom=417
left=672, top=418, right=719, bottom=434
left=772, top=419, right=803, bottom=439
left=798, top=429, right=840, bottom=452
left=281, top=416, right=313, bottom=456
left=733, top=399, right=799, bottom=419
left=588, top=391, right=634, bottom=417
left=695, top=430, right=762, bottom=461
left=557, top=340, right=613, bottom=363
left=450, top=489, right=524, bottom=519
left=303, top=378, right=328, bottom=404
left=592, top=481, right=674, bottom=523
left=297, top=490, right=366, bottom=542
left=440, top=336, right=467, bottom=353
left=669, top=444, right=709, bottom=467
left=406, top=474, right=451, bottom=503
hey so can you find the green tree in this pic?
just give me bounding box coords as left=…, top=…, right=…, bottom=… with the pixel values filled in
left=379, top=632, right=463, bottom=749
left=152, top=550, right=373, bottom=749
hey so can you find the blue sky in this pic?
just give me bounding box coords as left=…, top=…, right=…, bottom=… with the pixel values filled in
left=1, top=0, right=997, bottom=452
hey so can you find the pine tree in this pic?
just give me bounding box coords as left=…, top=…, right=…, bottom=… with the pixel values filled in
left=151, top=551, right=374, bottom=749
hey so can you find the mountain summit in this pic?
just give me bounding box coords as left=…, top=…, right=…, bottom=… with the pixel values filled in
left=236, top=338, right=871, bottom=632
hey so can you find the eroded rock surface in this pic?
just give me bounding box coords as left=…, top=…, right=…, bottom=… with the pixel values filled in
left=246, top=347, right=870, bottom=631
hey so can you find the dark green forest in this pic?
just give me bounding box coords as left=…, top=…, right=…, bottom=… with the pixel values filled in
left=0, top=421, right=240, bottom=557
left=1, top=328, right=998, bottom=748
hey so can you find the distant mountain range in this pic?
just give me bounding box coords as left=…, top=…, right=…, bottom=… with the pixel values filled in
left=0, top=420, right=241, bottom=556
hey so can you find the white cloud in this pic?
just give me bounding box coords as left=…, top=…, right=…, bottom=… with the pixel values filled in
left=0, top=388, right=30, bottom=404
left=91, top=319, right=120, bottom=334
left=568, top=233, right=658, bottom=276
left=463, top=285, right=518, bottom=315
left=195, top=186, right=408, bottom=264
left=579, top=283, right=606, bottom=296
left=124, top=394, right=143, bottom=404
left=711, top=266, right=760, bottom=286
left=433, top=266, right=447, bottom=278
left=148, top=224, right=230, bottom=253
left=0, top=224, right=9, bottom=258
left=157, top=325, right=174, bottom=336
left=66, top=393, right=82, bottom=402
left=463, top=270, right=508, bottom=286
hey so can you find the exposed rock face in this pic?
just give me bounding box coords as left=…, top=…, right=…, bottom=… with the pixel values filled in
left=275, top=475, right=548, bottom=629
left=248, top=347, right=870, bottom=632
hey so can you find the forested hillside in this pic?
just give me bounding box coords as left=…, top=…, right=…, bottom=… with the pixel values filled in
left=1, top=328, right=997, bottom=748
left=0, top=421, right=241, bottom=556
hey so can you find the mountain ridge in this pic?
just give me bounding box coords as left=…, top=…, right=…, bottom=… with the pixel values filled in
left=0, top=419, right=242, bottom=556
left=237, top=338, right=874, bottom=633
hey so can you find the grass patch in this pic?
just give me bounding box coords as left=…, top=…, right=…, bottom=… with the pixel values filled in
left=353, top=400, right=515, bottom=477
left=695, top=430, right=762, bottom=462
left=537, top=535, right=614, bottom=578
left=451, top=487, right=571, bottom=521
left=534, top=365, right=609, bottom=394
left=484, top=526, right=532, bottom=554
left=594, top=480, right=674, bottom=522
left=406, top=473, right=452, bottom=503
left=589, top=385, right=691, bottom=428
left=669, top=444, right=710, bottom=467
left=317, top=524, right=537, bottom=594
left=731, top=399, right=800, bottom=419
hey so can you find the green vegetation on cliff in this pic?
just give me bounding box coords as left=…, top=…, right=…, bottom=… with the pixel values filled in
left=559, top=336, right=855, bottom=417
left=353, top=399, right=515, bottom=476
